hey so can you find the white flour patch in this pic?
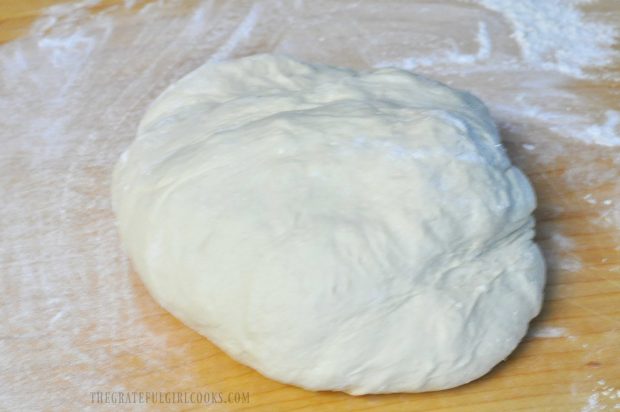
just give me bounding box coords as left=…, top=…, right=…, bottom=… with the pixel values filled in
left=208, top=3, right=261, bottom=63
left=582, top=393, right=604, bottom=412
left=543, top=233, right=584, bottom=274
left=376, top=21, right=492, bottom=69
left=550, top=233, right=576, bottom=251
left=556, top=256, right=583, bottom=273
left=527, top=326, right=568, bottom=339
left=583, top=111, right=620, bottom=147
left=582, top=379, right=620, bottom=412
left=373, top=0, right=619, bottom=148
left=475, top=0, right=617, bottom=77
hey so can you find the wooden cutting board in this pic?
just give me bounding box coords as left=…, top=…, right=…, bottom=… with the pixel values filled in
left=1, top=1, right=618, bottom=411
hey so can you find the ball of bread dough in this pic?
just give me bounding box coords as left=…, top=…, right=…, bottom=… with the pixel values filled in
left=112, top=54, right=545, bottom=394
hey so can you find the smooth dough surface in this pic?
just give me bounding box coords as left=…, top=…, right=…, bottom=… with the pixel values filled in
left=112, top=54, right=545, bottom=395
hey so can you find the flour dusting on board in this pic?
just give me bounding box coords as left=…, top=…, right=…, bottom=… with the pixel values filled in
left=0, top=0, right=619, bottom=410
left=475, top=0, right=617, bottom=77
left=527, top=325, right=568, bottom=339
left=377, top=0, right=619, bottom=147
left=582, top=379, right=620, bottom=412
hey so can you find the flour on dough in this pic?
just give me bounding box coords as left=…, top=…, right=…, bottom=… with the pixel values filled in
left=112, top=54, right=545, bottom=394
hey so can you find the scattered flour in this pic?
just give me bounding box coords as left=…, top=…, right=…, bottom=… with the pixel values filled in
left=584, top=194, right=599, bottom=205
left=522, top=143, right=536, bottom=151
left=374, top=0, right=619, bottom=147
left=582, top=393, right=604, bottom=412
left=543, top=233, right=584, bottom=274
left=208, top=3, right=261, bottom=63
left=582, top=379, right=620, bottom=412
left=376, top=21, right=492, bottom=69
left=583, top=111, right=620, bottom=147
left=475, top=0, right=617, bottom=77
left=527, top=326, right=568, bottom=339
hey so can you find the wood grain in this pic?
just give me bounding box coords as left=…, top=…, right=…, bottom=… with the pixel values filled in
left=1, top=1, right=618, bottom=411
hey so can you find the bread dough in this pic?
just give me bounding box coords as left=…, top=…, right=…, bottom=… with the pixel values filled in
left=112, top=54, right=545, bottom=394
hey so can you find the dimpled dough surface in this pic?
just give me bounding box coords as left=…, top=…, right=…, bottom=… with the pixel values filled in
left=111, top=54, right=545, bottom=395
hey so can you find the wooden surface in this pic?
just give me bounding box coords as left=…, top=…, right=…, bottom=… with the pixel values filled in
left=1, top=1, right=619, bottom=411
